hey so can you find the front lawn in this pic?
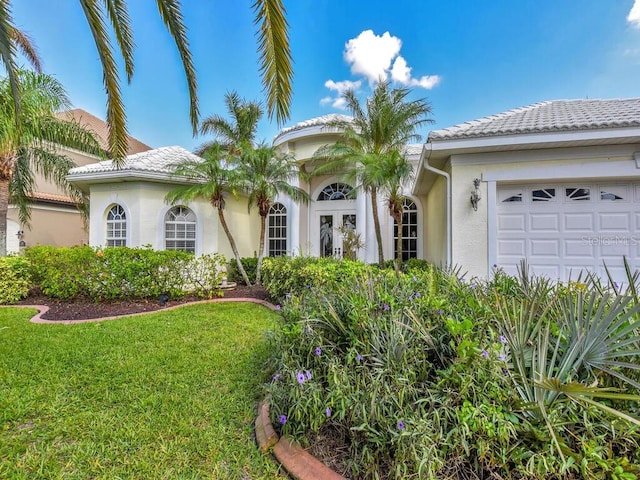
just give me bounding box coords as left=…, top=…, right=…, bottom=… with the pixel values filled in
left=0, top=303, right=285, bottom=479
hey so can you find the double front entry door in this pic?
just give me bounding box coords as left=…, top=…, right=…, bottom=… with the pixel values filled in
left=317, top=211, right=357, bottom=258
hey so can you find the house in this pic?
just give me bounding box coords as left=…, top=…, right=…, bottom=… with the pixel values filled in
left=6, top=109, right=151, bottom=253
left=68, top=98, right=640, bottom=283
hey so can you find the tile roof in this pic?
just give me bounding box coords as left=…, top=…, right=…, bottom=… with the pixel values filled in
left=68, top=146, right=201, bottom=176
left=428, top=98, right=640, bottom=141
left=30, top=192, right=76, bottom=205
left=56, top=109, right=152, bottom=154
left=275, top=114, right=353, bottom=140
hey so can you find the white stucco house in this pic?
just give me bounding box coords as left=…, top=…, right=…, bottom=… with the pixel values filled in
left=68, top=98, right=640, bottom=283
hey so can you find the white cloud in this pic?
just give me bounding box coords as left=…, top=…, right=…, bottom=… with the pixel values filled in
left=321, top=79, right=362, bottom=109
left=322, top=30, right=441, bottom=110
left=629, top=0, right=640, bottom=28
left=344, top=30, right=401, bottom=83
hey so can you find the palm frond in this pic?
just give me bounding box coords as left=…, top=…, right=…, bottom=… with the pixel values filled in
left=156, top=0, right=199, bottom=135
left=252, top=0, right=293, bottom=125
left=9, top=26, right=42, bottom=72
left=0, top=1, right=21, bottom=128
left=79, top=0, right=129, bottom=162
left=104, top=0, right=135, bottom=81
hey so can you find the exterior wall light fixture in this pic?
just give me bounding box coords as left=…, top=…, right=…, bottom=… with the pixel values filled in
left=470, top=178, right=481, bottom=211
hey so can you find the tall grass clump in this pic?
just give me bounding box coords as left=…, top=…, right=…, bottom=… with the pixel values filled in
left=264, top=259, right=640, bottom=479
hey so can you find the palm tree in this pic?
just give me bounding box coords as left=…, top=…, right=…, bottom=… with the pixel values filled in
left=313, top=80, right=433, bottom=267
left=198, top=91, right=264, bottom=155
left=237, top=142, right=308, bottom=284
left=165, top=144, right=253, bottom=286
left=0, top=0, right=293, bottom=162
left=0, top=69, right=103, bottom=256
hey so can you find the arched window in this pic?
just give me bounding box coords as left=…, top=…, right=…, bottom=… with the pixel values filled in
left=394, top=198, right=418, bottom=262
left=165, top=206, right=196, bottom=253
left=317, top=182, right=355, bottom=201
left=267, top=203, right=287, bottom=257
left=106, top=204, right=127, bottom=247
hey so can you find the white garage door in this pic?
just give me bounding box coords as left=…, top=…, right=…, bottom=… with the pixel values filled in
left=497, top=182, right=640, bottom=283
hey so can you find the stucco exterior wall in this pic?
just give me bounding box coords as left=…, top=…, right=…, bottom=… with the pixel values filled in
left=8, top=206, right=87, bottom=249
left=88, top=182, right=260, bottom=260
left=424, top=177, right=447, bottom=266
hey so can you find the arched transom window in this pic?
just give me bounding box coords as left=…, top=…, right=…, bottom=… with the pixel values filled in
left=165, top=206, right=196, bottom=253
left=394, top=198, right=418, bottom=262
left=106, top=204, right=127, bottom=247
left=317, top=182, right=355, bottom=201
left=267, top=203, right=287, bottom=257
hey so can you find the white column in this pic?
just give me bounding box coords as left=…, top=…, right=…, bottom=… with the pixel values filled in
left=289, top=176, right=300, bottom=256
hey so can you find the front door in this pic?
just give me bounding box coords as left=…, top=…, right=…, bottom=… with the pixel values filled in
left=318, top=211, right=357, bottom=258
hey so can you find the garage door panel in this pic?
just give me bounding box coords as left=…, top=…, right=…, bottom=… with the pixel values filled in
left=599, top=213, right=630, bottom=232
left=498, top=214, right=526, bottom=232
left=530, top=239, right=559, bottom=257
left=530, top=213, right=559, bottom=232
left=564, top=239, right=594, bottom=257
left=498, top=239, right=526, bottom=256
left=530, top=264, right=560, bottom=279
left=564, top=213, right=595, bottom=232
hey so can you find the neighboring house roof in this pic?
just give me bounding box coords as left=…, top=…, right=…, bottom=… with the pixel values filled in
left=274, top=114, right=353, bottom=143
left=67, top=146, right=202, bottom=188
left=56, top=109, right=152, bottom=155
left=30, top=192, right=76, bottom=206
left=429, top=98, right=640, bottom=141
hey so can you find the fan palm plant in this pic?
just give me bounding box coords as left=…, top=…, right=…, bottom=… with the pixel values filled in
left=0, top=69, right=103, bottom=256
left=165, top=143, right=252, bottom=287
left=236, top=142, right=308, bottom=284
left=313, top=80, right=432, bottom=266
left=1, top=0, right=293, bottom=162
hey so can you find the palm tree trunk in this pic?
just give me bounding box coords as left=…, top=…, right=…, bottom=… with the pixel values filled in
left=218, top=207, right=252, bottom=286
left=255, top=214, right=267, bottom=285
left=371, top=187, right=384, bottom=267
left=0, top=177, right=8, bottom=257
left=394, top=213, right=403, bottom=275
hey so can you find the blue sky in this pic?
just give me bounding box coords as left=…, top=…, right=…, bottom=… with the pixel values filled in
left=10, top=1, right=640, bottom=151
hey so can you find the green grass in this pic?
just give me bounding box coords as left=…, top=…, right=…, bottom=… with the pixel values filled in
left=0, top=303, right=286, bottom=479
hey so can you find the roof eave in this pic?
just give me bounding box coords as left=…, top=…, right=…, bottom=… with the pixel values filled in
left=427, top=126, right=640, bottom=154
left=67, top=170, right=197, bottom=189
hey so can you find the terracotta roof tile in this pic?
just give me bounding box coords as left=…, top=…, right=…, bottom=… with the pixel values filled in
left=56, top=109, right=152, bottom=155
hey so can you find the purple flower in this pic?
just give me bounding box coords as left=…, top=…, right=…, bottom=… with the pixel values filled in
left=493, top=264, right=497, bottom=269
left=305, top=370, right=313, bottom=380
left=272, top=373, right=280, bottom=382
left=325, top=407, right=331, bottom=418
left=499, top=335, right=507, bottom=344
left=315, top=347, right=322, bottom=356
left=412, top=276, right=417, bottom=282
left=414, top=292, right=421, bottom=298
left=296, top=371, right=306, bottom=384
left=356, top=354, right=363, bottom=362
left=279, top=414, right=287, bottom=425
left=383, top=304, right=390, bottom=311
left=435, top=309, right=443, bottom=315
left=481, top=349, right=489, bottom=358
left=470, top=283, right=477, bottom=290
left=397, top=420, right=405, bottom=430
left=275, top=304, right=281, bottom=311
left=499, top=353, right=506, bottom=361
left=614, top=281, right=620, bottom=290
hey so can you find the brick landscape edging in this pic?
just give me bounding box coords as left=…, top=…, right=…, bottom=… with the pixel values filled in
left=255, top=399, right=348, bottom=480
left=6, top=297, right=276, bottom=324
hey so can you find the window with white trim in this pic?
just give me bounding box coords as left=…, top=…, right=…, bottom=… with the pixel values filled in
left=394, top=198, right=418, bottom=262
left=317, top=183, right=355, bottom=201
left=165, top=206, right=196, bottom=253
left=106, top=204, right=127, bottom=247
left=267, top=203, right=287, bottom=257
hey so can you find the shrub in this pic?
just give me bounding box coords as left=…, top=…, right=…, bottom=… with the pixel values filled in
left=266, top=262, right=640, bottom=479
left=24, top=246, right=226, bottom=301
left=0, top=256, right=31, bottom=304
left=227, top=257, right=258, bottom=285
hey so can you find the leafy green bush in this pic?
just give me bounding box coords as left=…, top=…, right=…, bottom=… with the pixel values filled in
left=24, top=246, right=226, bottom=301
left=266, top=260, right=640, bottom=479
left=227, top=257, right=258, bottom=285
left=0, top=256, right=32, bottom=304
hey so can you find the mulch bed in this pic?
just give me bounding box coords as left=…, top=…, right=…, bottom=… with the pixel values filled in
left=16, top=285, right=272, bottom=322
